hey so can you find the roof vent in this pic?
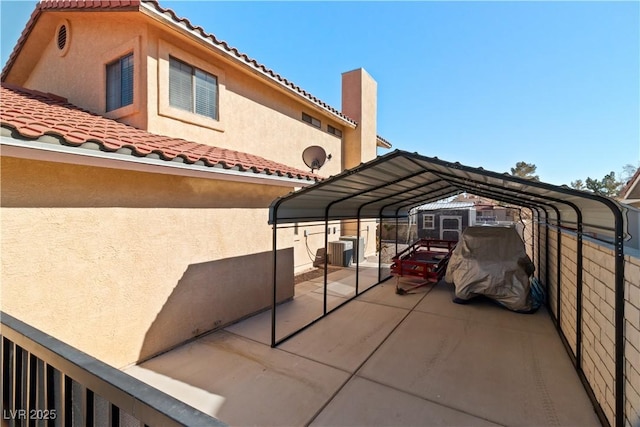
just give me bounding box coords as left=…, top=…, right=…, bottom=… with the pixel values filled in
left=56, top=21, right=70, bottom=56
left=57, top=25, right=67, bottom=50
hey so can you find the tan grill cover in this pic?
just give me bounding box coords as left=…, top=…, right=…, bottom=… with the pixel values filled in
left=445, top=226, right=535, bottom=312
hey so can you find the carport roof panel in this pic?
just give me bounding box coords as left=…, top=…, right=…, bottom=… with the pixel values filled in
left=269, top=150, right=626, bottom=240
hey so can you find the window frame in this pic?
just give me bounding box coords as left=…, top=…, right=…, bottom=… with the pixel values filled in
left=106, top=53, right=134, bottom=113
left=158, top=40, right=225, bottom=132
left=169, top=56, right=219, bottom=120
left=422, top=214, right=435, bottom=230
left=302, top=112, right=321, bottom=128
left=101, top=36, right=140, bottom=119
left=327, top=124, right=343, bottom=137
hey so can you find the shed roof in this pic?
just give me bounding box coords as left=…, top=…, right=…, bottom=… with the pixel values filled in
left=269, top=150, right=628, bottom=243
left=415, top=201, right=475, bottom=211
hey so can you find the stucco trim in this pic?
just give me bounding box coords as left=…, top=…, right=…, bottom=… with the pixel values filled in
left=157, top=39, right=226, bottom=132
left=0, top=135, right=313, bottom=188
left=102, top=35, right=143, bottom=120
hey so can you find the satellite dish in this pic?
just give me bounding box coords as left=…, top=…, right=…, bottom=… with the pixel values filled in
left=302, top=145, right=329, bottom=172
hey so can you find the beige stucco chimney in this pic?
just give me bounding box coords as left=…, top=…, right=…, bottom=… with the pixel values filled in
left=341, top=68, right=378, bottom=170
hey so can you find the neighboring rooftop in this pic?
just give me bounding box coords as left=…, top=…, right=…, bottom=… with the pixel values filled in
left=0, top=84, right=319, bottom=181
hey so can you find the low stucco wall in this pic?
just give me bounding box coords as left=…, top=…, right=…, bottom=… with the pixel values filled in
left=523, top=221, right=640, bottom=426
left=1, top=157, right=295, bottom=368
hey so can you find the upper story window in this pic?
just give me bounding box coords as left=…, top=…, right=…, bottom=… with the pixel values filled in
left=302, top=112, right=321, bottom=128
left=106, top=53, right=133, bottom=112
left=327, top=124, right=342, bottom=137
left=169, top=56, right=218, bottom=120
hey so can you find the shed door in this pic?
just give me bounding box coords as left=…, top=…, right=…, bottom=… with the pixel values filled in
left=440, top=215, right=462, bottom=241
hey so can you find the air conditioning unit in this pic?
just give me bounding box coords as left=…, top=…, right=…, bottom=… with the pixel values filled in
left=328, top=241, right=353, bottom=267
left=339, top=236, right=365, bottom=263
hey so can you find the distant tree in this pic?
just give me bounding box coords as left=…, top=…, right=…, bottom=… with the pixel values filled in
left=510, top=161, right=540, bottom=181
left=570, top=162, right=638, bottom=197
left=621, top=163, right=639, bottom=184
left=570, top=179, right=585, bottom=190
left=584, top=171, right=621, bottom=196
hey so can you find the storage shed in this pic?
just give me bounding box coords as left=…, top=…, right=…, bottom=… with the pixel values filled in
left=415, top=201, right=476, bottom=241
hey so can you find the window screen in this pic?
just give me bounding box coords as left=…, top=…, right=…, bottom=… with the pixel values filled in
left=169, top=57, right=218, bottom=120
left=106, top=53, right=133, bottom=112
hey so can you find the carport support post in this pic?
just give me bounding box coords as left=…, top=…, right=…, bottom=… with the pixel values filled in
left=356, top=217, right=361, bottom=295
left=541, top=208, right=550, bottom=293
left=575, top=211, right=584, bottom=371
left=323, top=216, right=329, bottom=315
left=534, top=208, right=542, bottom=282
left=529, top=208, right=535, bottom=267
left=556, top=215, right=562, bottom=326
left=613, top=210, right=625, bottom=427
left=395, top=216, right=399, bottom=255
left=378, top=214, right=383, bottom=283
left=271, top=222, right=278, bottom=348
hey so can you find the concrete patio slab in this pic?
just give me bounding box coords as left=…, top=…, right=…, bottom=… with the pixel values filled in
left=355, top=281, right=431, bottom=310
left=126, top=331, right=349, bottom=426
left=226, top=290, right=346, bottom=345
left=129, top=278, right=602, bottom=427
left=414, top=280, right=555, bottom=335
left=310, top=377, right=501, bottom=427
left=280, top=299, right=408, bottom=372
left=358, top=301, right=600, bottom=426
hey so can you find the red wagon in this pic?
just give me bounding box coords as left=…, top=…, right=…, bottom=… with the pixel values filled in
left=390, top=239, right=457, bottom=294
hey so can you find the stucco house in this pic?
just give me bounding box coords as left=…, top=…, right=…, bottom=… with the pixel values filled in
left=1, top=0, right=389, bottom=369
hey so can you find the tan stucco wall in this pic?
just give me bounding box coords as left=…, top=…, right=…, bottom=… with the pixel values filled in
left=1, top=157, right=294, bottom=368
left=16, top=12, right=149, bottom=130
left=144, top=27, right=346, bottom=177
left=342, top=68, right=378, bottom=169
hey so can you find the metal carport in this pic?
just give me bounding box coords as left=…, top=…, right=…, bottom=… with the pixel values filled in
left=269, top=149, right=631, bottom=427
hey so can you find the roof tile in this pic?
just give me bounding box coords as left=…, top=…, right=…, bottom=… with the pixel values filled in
left=0, top=84, right=319, bottom=182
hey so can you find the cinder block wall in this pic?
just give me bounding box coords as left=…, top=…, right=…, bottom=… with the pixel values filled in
left=524, top=221, right=640, bottom=426
left=623, top=253, right=640, bottom=427
left=582, top=240, right=617, bottom=423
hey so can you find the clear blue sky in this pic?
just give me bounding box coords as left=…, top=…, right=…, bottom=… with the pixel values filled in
left=2, top=0, right=638, bottom=186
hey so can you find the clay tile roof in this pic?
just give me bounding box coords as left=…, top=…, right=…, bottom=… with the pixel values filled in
left=0, top=84, right=320, bottom=182
left=1, top=0, right=357, bottom=127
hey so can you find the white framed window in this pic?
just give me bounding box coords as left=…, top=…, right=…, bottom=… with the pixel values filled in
left=423, top=214, right=435, bottom=230
left=106, top=53, right=134, bottom=112
left=169, top=56, right=218, bottom=120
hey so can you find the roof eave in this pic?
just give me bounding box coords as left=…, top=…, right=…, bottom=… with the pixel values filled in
left=1, top=135, right=315, bottom=188
left=376, top=135, right=392, bottom=149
